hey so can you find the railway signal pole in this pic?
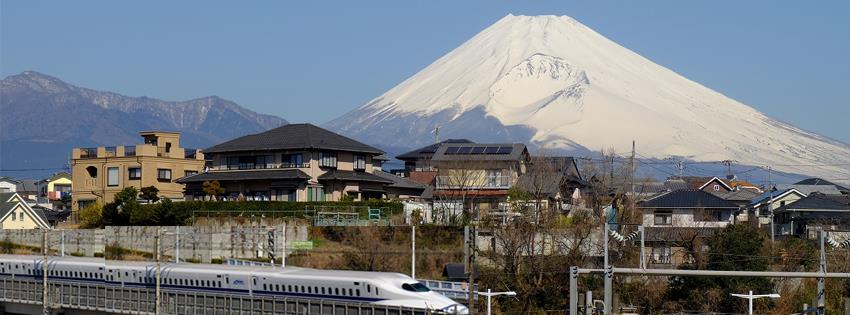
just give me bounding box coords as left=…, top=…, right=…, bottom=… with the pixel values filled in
left=155, top=228, right=162, bottom=315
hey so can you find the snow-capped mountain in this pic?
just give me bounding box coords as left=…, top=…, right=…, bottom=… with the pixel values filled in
left=326, top=14, right=850, bottom=181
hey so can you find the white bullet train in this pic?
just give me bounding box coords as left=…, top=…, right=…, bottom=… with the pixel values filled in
left=0, top=254, right=468, bottom=314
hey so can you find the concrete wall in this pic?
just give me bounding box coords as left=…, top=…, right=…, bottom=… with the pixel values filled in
left=0, top=221, right=308, bottom=263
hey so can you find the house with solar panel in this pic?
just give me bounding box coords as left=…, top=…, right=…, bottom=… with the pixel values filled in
left=428, top=143, right=530, bottom=218
left=177, top=124, right=393, bottom=201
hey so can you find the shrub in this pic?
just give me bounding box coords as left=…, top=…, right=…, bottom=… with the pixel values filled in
left=78, top=202, right=104, bottom=228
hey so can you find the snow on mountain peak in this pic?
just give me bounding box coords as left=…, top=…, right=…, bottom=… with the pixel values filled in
left=326, top=15, right=850, bottom=181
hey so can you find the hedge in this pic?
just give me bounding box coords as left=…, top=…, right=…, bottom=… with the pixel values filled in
left=135, top=200, right=404, bottom=225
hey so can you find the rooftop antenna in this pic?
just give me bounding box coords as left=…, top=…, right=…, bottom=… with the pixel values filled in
left=675, top=160, right=685, bottom=178
left=722, top=160, right=737, bottom=181
left=433, top=126, right=440, bottom=143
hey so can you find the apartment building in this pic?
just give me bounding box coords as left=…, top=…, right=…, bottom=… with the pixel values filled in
left=71, top=131, right=205, bottom=211
left=177, top=123, right=391, bottom=201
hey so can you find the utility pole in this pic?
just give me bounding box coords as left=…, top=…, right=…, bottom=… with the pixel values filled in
left=467, top=225, right=476, bottom=314
left=768, top=166, right=774, bottom=244
left=630, top=141, right=636, bottom=197
left=411, top=224, right=416, bottom=279
left=60, top=230, right=65, bottom=257
left=42, top=229, right=49, bottom=315
left=639, top=225, right=646, bottom=270
left=174, top=226, right=179, bottom=263
left=603, top=207, right=612, bottom=315
left=675, top=160, right=685, bottom=178
left=281, top=222, right=286, bottom=269
left=155, top=228, right=162, bottom=315
left=817, top=229, right=826, bottom=314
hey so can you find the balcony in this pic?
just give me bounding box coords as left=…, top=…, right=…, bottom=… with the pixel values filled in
left=125, top=146, right=136, bottom=156
left=80, top=148, right=98, bottom=159
left=281, top=162, right=310, bottom=169
left=436, top=175, right=512, bottom=189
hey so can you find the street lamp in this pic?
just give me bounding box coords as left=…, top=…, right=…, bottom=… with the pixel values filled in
left=478, top=289, right=517, bottom=315
left=730, top=290, right=780, bottom=315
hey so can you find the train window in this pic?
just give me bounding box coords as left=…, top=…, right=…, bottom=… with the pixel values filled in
left=263, top=283, right=267, bottom=291
left=300, top=286, right=305, bottom=293
left=356, top=289, right=360, bottom=297
left=376, top=287, right=379, bottom=296
left=348, top=288, right=353, bottom=296
left=276, top=284, right=280, bottom=291
left=287, top=285, right=292, bottom=292
left=367, top=284, right=371, bottom=292
left=335, top=288, right=339, bottom=295
left=321, top=287, right=325, bottom=294
left=401, top=283, right=431, bottom=292
left=307, top=286, right=312, bottom=294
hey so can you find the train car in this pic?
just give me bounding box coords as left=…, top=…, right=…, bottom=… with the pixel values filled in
left=0, top=255, right=468, bottom=314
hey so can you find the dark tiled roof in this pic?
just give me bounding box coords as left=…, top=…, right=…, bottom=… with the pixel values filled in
left=431, top=143, right=527, bottom=162
left=396, top=139, right=474, bottom=160
left=748, top=188, right=806, bottom=208
left=373, top=154, right=391, bottom=161
left=719, top=189, right=761, bottom=202
left=775, top=193, right=850, bottom=212
left=373, top=171, right=427, bottom=190
left=639, top=190, right=738, bottom=209
left=0, top=176, right=20, bottom=184
left=176, top=169, right=310, bottom=183
left=795, top=178, right=849, bottom=192
left=204, top=123, right=383, bottom=154
left=317, top=170, right=394, bottom=184
left=15, top=179, right=38, bottom=192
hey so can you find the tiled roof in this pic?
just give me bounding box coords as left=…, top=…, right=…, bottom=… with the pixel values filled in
left=777, top=184, right=843, bottom=196
left=373, top=171, right=427, bottom=190
left=747, top=188, right=806, bottom=208
left=176, top=169, right=310, bottom=183
left=795, top=178, right=849, bottom=192
left=204, top=123, right=383, bottom=154
left=638, top=190, right=738, bottom=209
left=396, top=139, right=474, bottom=160
left=775, top=193, right=850, bottom=212
left=719, top=189, right=761, bottom=202
left=317, top=170, right=394, bottom=184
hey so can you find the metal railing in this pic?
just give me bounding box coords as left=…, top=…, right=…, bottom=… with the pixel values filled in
left=422, top=279, right=478, bottom=301
left=80, top=148, right=98, bottom=159
left=435, top=175, right=513, bottom=189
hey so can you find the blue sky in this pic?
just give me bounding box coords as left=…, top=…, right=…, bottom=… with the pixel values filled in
left=2, top=1, right=849, bottom=143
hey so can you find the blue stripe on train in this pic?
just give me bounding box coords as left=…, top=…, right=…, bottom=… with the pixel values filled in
left=0, top=273, right=382, bottom=303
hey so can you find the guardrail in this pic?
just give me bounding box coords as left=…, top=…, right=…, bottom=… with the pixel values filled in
left=0, top=277, right=437, bottom=315
left=422, top=279, right=478, bottom=301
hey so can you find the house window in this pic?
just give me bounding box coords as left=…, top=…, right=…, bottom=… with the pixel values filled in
left=652, top=247, right=672, bottom=264
left=19, top=211, right=24, bottom=221
left=318, top=152, right=337, bottom=168
left=10, top=212, right=15, bottom=221
left=354, top=154, right=366, bottom=171
left=485, top=169, right=504, bottom=187
left=107, top=167, right=119, bottom=187
left=282, top=154, right=304, bottom=168
left=184, top=170, right=198, bottom=177
left=653, top=211, right=672, bottom=225
left=713, top=184, right=720, bottom=191
left=254, top=155, right=274, bottom=169
left=307, top=187, right=325, bottom=201
left=86, top=166, right=98, bottom=178
left=128, top=168, right=142, bottom=180
left=157, top=169, right=172, bottom=181
left=276, top=189, right=296, bottom=202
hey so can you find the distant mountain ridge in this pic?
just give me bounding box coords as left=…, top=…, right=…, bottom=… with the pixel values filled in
left=0, top=71, right=287, bottom=177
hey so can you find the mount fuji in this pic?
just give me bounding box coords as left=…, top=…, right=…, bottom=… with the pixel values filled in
left=325, top=14, right=850, bottom=182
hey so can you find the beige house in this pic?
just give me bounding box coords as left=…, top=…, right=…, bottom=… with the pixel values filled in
left=1, top=192, right=50, bottom=229
left=177, top=124, right=391, bottom=201
left=70, top=131, right=205, bottom=211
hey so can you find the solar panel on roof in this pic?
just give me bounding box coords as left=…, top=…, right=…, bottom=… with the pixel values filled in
left=457, top=147, right=472, bottom=154
left=496, top=146, right=513, bottom=154
left=484, top=147, right=499, bottom=154
left=470, top=147, right=485, bottom=154
left=445, top=147, right=460, bottom=155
